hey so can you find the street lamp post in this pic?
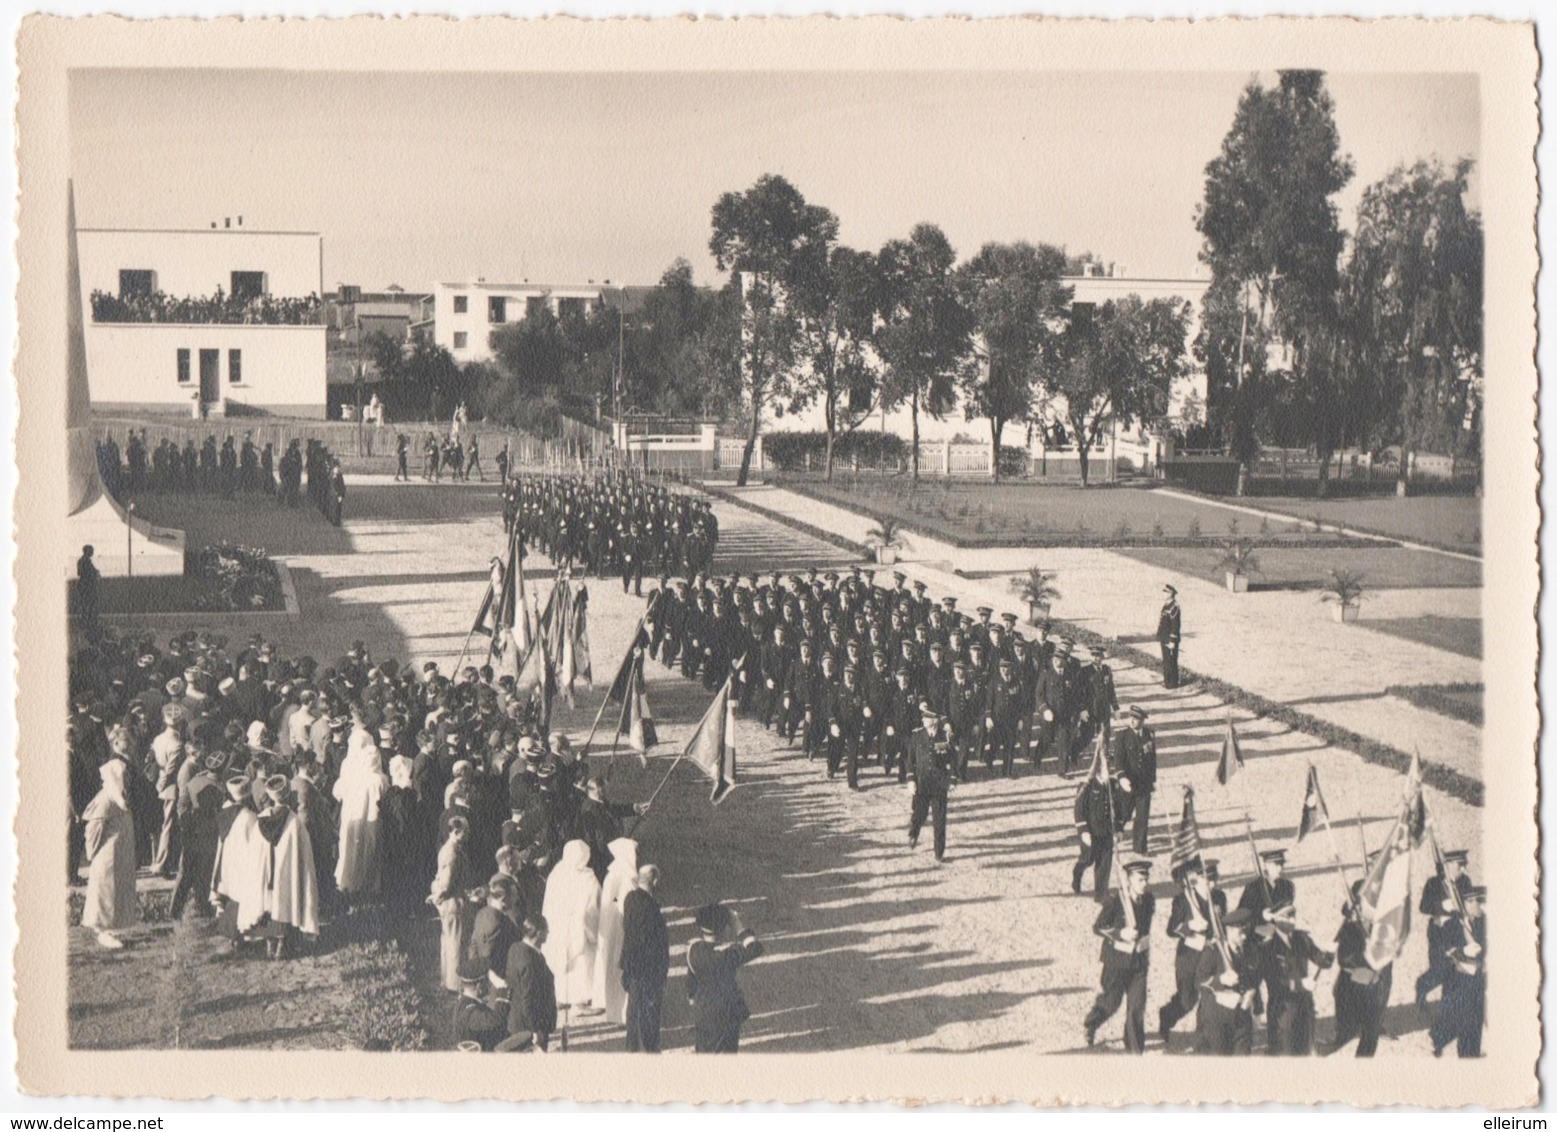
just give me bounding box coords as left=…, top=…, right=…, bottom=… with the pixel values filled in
left=125, top=499, right=136, bottom=580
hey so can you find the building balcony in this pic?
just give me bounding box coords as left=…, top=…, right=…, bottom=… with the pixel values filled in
left=89, top=289, right=324, bottom=326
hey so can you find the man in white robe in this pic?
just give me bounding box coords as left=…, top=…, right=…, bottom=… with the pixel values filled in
left=541, top=839, right=601, bottom=1013
left=592, top=837, right=638, bottom=1024
left=333, top=743, right=387, bottom=899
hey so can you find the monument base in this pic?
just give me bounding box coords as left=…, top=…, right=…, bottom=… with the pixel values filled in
left=65, top=487, right=185, bottom=579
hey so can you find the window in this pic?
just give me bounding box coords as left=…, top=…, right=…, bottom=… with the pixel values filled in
left=453, top=332, right=468, bottom=349
left=488, top=296, right=507, bottom=324
left=176, top=348, right=191, bottom=384
left=453, top=295, right=468, bottom=314
left=525, top=296, right=547, bottom=321
left=228, top=349, right=243, bottom=384
left=230, top=271, right=267, bottom=302
left=118, top=269, right=154, bottom=298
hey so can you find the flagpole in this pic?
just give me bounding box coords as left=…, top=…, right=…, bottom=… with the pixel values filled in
left=578, top=590, right=660, bottom=759
left=1318, top=803, right=1360, bottom=919
left=1243, top=813, right=1273, bottom=905
left=627, top=754, right=684, bottom=837
left=1096, top=731, right=1136, bottom=931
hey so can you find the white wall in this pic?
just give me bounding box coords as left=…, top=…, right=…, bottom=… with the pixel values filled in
left=86, top=323, right=325, bottom=416
left=78, top=229, right=322, bottom=300
left=433, top=281, right=604, bottom=364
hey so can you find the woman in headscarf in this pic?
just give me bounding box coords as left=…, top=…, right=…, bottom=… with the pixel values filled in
left=379, top=754, right=427, bottom=923
left=592, top=837, right=638, bottom=1024
left=541, top=838, right=602, bottom=1015
left=81, top=759, right=137, bottom=949
left=254, top=774, right=320, bottom=959
left=210, top=774, right=267, bottom=949
left=333, top=741, right=388, bottom=901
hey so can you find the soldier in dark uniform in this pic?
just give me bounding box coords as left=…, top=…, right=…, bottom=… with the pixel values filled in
left=1072, top=758, right=1119, bottom=902
left=882, top=665, right=917, bottom=783
left=1158, top=857, right=1227, bottom=1045
left=1156, top=584, right=1182, bottom=689
left=219, top=434, right=238, bottom=500
left=803, top=649, right=838, bottom=761
left=825, top=664, right=866, bottom=789
left=452, top=964, right=506, bottom=1051
left=1084, top=643, right=1119, bottom=745
left=1332, top=878, right=1389, bottom=1057
left=495, top=440, right=510, bottom=484
left=1116, top=705, right=1157, bottom=854
left=1083, top=856, right=1155, bottom=1052
left=1430, top=886, right=1486, bottom=1058
left=907, top=703, right=953, bottom=862
left=984, top=655, right=1026, bottom=777
left=1194, top=907, right=1259, bottom=1054
left=945, top=659, right=982, bottom=781
left=756, top=623, right=790, bottom=732
left=687, top=902, right=764, bottom=1053
left=1416, top=849, right=1473, bottom=1009
left=395, top=433, right=410, bottom=482
left=1261, top=901, right=1335, bottom=1055
left=1034, top=642, right=1077, bottom=774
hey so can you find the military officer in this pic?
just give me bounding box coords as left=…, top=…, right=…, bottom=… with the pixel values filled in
left=1158, top=857, right=1227, bottom=1045
left=1083, top=856, right=1155, bottom=1052
left=1194, top=907, right=1259, bottom=1055
left=907, top=703, right=953, bottom=863
left=1157, top=584, right=1182, bottom=689
left=1261, top=901, right=1336, bottom=1055
left=1430, top=886, right=1486, bottom=1058
left=1116, top=705, right=1158, bottom=854
left=1416, top=849, right=1473, bottom=1009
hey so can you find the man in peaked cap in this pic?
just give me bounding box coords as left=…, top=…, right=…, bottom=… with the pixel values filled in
left=1157, top=583, right=1182, bottom=689
left=1195, top=906, right=1260, bottom=1055
left=1084, top=855, right=1156, bottom=1052
left=1116, top=705, right=1157, bottom=854
left=1417, top=848, right=1474, bottom=1010
left=1430, top=885, right=1486, bottom=1058
left=1156, top=856, right=1228, bottom=1046
left=907, top=702, right=954, bottom=862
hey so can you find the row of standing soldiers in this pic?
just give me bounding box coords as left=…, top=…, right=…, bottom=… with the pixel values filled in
left=95, top=430, right=343, bottom=523
left=504, top=472, right=719, bottom=586
left=642, top=565, right=1119, bottom=793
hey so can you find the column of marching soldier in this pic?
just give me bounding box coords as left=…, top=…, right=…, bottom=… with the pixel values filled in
left=502, top=480, right=1484, bottom=1060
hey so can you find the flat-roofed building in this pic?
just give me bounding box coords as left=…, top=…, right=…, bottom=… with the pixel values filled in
left=79, top=225, right=327, bottom=418
left=432, top=279, right=612, bottom=364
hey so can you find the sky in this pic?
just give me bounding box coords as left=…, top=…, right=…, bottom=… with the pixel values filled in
left=69, top=68, right=1479, bottom=294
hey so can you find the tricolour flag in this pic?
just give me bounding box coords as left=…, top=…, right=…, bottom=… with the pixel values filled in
left=1214, top=714, right=1245, bottom=786
left=615, top=652, right=658, bottom=763
left=1404, top=749, right=1427, bottom=848
left=1296, top=763, right=1330, bottom=843
left=684, top=675, right=737, bottom=805
left=1169, top=785, right=1204, bottom=881
left=1359, top=804, right=1416, bottom=971
left=572, top=587, right=593, bottom=688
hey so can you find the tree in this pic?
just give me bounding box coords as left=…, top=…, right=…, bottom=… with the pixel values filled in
left=1195, top=69, right=1354, bottom=494
left=1347, top=158, right=1483, bottom=494
left=789, top=245, right=882, bottom=480
left=875, top=224, right=975, bottom=482
left=709, top=174, right=839, bottom=486
left=957, top=241, right=1072, bottom=482
left=1050, top=296, right=1190, bottom=486
left=396, top=337, right=465, bottom=421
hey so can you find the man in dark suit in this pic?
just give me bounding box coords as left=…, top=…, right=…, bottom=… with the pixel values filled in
left=687, top=902, right=764, bottom=1053
left=1116, top=705, right=1158, bottom=854
left=452, top=964, right=506, bottom=1051
left=498, top=915, right=558, bottom=1052
left=620, top=864, right=670, bottom=1052
left=908, top=703, right=954, bottom=862
left=1416, top=849, right=1474, bottom=1009
left=1156, top=584, right=1182, bottom=688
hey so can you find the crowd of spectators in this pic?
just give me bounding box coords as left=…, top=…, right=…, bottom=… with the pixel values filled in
left=90, top=288, right=323, bottom=326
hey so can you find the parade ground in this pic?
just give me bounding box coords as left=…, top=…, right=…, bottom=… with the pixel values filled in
left=69, top=475, right=1481, bottom=1055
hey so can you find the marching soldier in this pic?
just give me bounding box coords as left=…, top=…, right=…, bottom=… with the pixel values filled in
left=825, top=664, right=866, bottom=790
left=945, top=659, right=982, bottom=781
left=1158, top=858, right=1227, bottom=1045
left=1430, top=885, right=1486, bottom=1058
left=1416, top=848, right=1473, bottom=1009
left=1261, top=901, right=1335, bottom=1055
left=1333, top=878, right=1389, bottom=1057
left=907, top=703, right=953, bottom=863
left=1194, top=907, right=1259, bottom=1055
left=1072, top=756, right=1119, bottom=903
left=882, top=665, right=918, bottom=784
left=984, top=654, right=1026, bottom=777
left=1116, top=706, right=1157, bottom=854
left=1034, top=641, right=1077, bottom=774
left=1083, top=856, right=1155, bottom=1052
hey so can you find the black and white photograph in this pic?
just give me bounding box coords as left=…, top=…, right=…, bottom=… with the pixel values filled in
left=13, top=15, right=1540, bottom=1107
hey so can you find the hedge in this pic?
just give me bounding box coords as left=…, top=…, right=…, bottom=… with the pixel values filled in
left=764, top=431, right=910, bottom=472
left=1384, top=682, right=1484, bottom=727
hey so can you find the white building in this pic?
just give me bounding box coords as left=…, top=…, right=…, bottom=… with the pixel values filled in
left=432, top=280, right=610, bottom=364
left=78, top=226, right=327, bottom=417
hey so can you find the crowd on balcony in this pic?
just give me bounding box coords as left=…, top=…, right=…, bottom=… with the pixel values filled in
left=90, top=288, right=323, bottom=326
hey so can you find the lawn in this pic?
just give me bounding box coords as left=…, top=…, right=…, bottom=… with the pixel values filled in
left=1383, top=681, right=1483, bottom=724
left=1241, top=494, right=1480, bottom=553
left=1111, top=544, right=1481, bottom=591
left=783, top=475, right=1362, bottom=548
left=1366, top=616, right=1483, bottom=660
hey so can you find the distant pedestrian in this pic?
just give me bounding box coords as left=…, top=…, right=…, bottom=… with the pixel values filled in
left=75, top=545, right=100, bottom=630
left=1156, top=584, right=1182, bottom=688
left=466, top=436, right=484, bottom=481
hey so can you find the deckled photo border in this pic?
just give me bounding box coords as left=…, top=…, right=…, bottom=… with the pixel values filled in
left=12, top=15, right=1540, bottom=1106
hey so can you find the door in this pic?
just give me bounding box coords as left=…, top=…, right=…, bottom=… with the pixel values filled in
left=199, top=349, right=220, bottom=403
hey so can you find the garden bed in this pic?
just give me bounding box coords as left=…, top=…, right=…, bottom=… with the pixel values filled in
left=89, top=543, right=294, bottom=619
left=1111, top=544, right=1480, bottom=591
left=778, top=476, right=1386, bottom=551
left=1384, top=682, right=1484, bottom=727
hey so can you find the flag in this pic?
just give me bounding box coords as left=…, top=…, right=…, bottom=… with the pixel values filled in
left=517, top=621, right=557, bottom=735
left=614, top=653, right=658, bottom=763
left=1215, top=715, right=1245, bottom=786
left=1169, top=785, right=1204, bottom=881
left=1404, top=750, right=1427, bottom=847
left=1358, top=805, right=1415, bottom=971
left=1296, top=763, right=1330, bottom=843
left=572, top=587, right=593, bottom=687
left=684, top=676, right=737, bottom=805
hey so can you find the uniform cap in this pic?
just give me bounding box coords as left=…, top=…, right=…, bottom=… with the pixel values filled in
left=1259, top=849, right=1287, bottom=864
left=1121, top=857, right=1152, bottom=876
left=1128, top=705, right=1148, bottom=720
left=976, top=606, right=993, bottom=617
left=1465, top=885, right=1486, bottom=902
left=1443, top=849, right=1469, bottom=864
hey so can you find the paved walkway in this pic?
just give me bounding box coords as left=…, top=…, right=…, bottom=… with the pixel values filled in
left=722, top=486, right=1481, bottom=782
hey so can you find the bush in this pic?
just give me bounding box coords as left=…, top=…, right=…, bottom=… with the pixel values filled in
left=764, top=430, right=910, bottom=472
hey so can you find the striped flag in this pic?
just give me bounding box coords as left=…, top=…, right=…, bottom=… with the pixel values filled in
left=614, top=652, right=658, bottom=764
left=1296, top=763, right=1329, bottom=842
left=1214, top=714, right=1245, bottom=786
left=1169, top=785, right=1204, bottom=882
left=684, top=675, right=737, bottom=805
left=1359, top=803, right=1415, bottom=971
left=572, top=587, right=593, bottom=688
